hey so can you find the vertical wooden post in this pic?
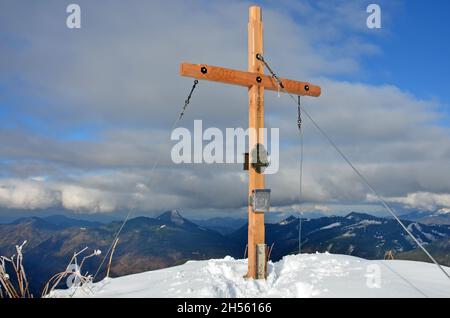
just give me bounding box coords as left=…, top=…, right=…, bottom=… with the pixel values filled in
left=247, top=5, right=265, bottom=279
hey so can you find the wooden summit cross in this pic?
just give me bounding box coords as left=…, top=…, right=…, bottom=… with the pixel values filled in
left=180, top=5, right=321, bottom=279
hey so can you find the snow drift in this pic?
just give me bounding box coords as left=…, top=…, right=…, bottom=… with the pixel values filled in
left=51, top=253, right=450, bottom=298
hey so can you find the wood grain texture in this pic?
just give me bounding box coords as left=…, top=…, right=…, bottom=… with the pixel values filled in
left=247, top=5, right=265, bottom=280
left=180, top=62, right=321, bottom=97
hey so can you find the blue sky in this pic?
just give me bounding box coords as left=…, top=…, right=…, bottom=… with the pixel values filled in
left=259, top=0, right=450, bottom=117
left=1, top=0, right=450, bottom=218
left=281, top=0, right=450, bottom=110
left=361, top=1, right=450, bottom=112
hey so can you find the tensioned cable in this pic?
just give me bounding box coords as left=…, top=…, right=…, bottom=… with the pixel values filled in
left=92, top=80, right=200, bottom=282
left=92, top=206, right=135, bottom=281
left=256, top=53, right=450, bottom=280
left=299, top=113, right=427, bottom=297
left=297, top=96, right=304, bottom=254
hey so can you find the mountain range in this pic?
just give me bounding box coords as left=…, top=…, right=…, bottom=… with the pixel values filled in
left=1, top=210, right=450, bottom=296
left=231, top=211, right=450, bottom=261
left=401, top=209, right=450, bottom=225
left=0, top=210, right=238, bottom=296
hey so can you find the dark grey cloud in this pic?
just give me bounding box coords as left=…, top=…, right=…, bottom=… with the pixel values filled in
left=0, top=0, right=449, bottom=216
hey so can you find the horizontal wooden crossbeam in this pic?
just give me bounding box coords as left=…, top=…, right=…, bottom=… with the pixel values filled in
left=180, top=62, right=321, bottom=97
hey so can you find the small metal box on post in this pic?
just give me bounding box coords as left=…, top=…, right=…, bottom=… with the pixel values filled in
left=250, top=188, right=271, bottom=278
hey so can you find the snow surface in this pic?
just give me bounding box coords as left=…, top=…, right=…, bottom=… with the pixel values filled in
left=50, top=253, right=450, bottom=298
left=345, top=220, right=382, bottom=230
left=436, top=208, right=450, bottom=215
left=320, top=222, right=341, bottom=230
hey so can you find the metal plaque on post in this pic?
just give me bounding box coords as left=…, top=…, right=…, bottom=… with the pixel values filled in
left=250, top=189, right=271, bottom=213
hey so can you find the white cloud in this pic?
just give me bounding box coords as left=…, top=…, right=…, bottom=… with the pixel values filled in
left=60, top=185, right=117, bottom=213
left=372, top=192, right=450, bottom=212
left=0, top=180, right=60, bottom=210
left=313, top=205, right=332, bottom=213
left=0, top=179, right=123, bottom=213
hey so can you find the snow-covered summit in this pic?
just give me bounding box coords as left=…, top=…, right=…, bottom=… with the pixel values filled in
left=51, top=253, right=450, bottom=298
left=157, top=209, right=186, bottom=225
left=279, top=216, right=297, bottom=225
left=436, top=208, right=450, bottom=215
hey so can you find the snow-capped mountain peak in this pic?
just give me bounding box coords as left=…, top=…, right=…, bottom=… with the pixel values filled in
left=157, top=209, right=186, bottom=225
left=279, top=215, right=297, bottom=225
left=436, top=208, right=450, bottom=215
